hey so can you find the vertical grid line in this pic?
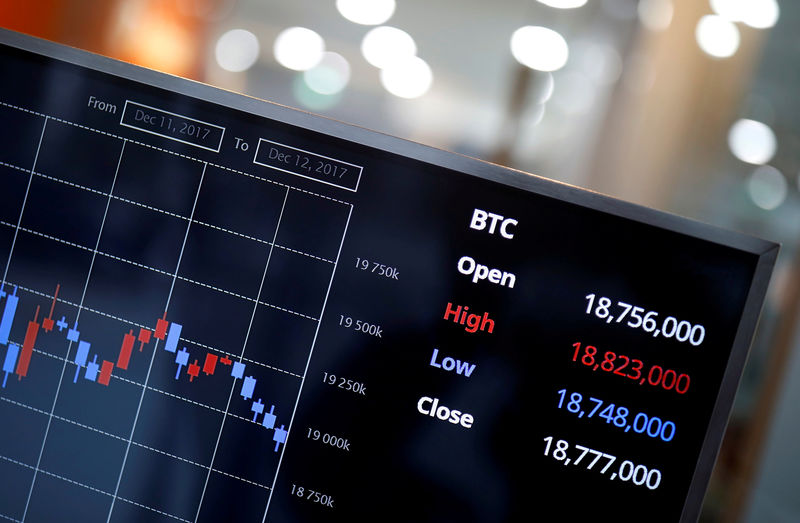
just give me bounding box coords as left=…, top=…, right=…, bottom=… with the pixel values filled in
left=21, top=136, right=126, bottom=521
left=1, top=116, right=48, bottom=288
left=105, top=161, right=208, bottom=521
left=262, top=203, right=353, bottom=521
left=192, top=186, right=291, bottom=522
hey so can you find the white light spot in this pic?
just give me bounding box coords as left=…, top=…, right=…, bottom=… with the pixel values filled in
left=215, top=29, right=260, bottom=72
left=728, top=119, right=777, bottom=165
left=537, top=0, right=587, bottom=8
left=710, top=0, right=779, bottom=29
left=303, top=52, right=351, bottom=95
left=361, top=26, right=416, bottom=69
left=336, top=0, right=395, bottom=25
left=380, top=56, right=432, bottom=99
left=695, top=15, right=740, bottom=58
left=511, top=26, right=569, bottom=72
left=273, top=27, right=325, bottom=71
left=638, top=0, right=674, bottom=31
left=748, top=165, right=786, bottom=210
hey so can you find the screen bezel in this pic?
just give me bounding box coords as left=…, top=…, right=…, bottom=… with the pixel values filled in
left=0, top=27, right=778, bottom=522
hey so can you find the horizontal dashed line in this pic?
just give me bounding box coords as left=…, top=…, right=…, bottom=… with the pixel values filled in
left=0, top=454, right=189, bottom=522
left=116, top=496, right=192, bottom=523
left=0, top=221, right=319, bottom=322
left=4, top=281, right=304, bottom=379
left=0, top=100, right=353, bottom=208
left=17, top=346, right=282, bottom=427
left=9, top=166, right=335, bottom=265
left=1, top=396, right=272, bottom=492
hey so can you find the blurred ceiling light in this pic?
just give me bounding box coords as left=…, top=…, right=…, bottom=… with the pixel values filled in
left=638, top=0, right=674, bottom=31
left=710, top=0, right=779, bottom=29
left=695, top=15, right=740, bottom=58
left=537, top=0, right=587, bottom=8
left=215, top=29, right=260, bottom=72
left=292, top=75, right=342, bottom=111
left=728, top=119, right=777, bottom=165
left=361, top=26, right=416, bottom=69
left=303, top=52, right=351, bottom=95
left=380, top=56, right=433, bottom=98
left=748, top=165, right=787, bottom=210
left=273, top=27, right=325, bottom=71
left=336, top=0, right=396, bottom=25
left=511, top=26, right=569, bottom=72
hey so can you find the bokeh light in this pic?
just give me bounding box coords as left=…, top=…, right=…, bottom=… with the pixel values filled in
left=336, top=0, right=396, bottom=25
left=303, top=52, right=351, bottom=95
left=537, top=0, right=587, bottom=8
left=273, top=27, right=325, bottom=71
left=361, top=26, right=416, bottom=69
left=728, top=119, right=777, bottom=165
left=511, top=26, right=569, bottom=72
left=710, top=0, right=780, bottom=29
left=638, top=0, right=674, bottom=32
left=695, top=15, right=740, bottom=58
left=215, top=29, right=260, bottom=72
left=748, top=165, right=787, bottom=210
left=380, top=56, right=433, bottom=98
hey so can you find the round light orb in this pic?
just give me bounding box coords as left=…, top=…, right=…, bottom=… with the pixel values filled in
left=380, top=56, right=433, bottom=99
left=695, top=15, right=740, bottom=58
left=741, top=0, right=779, bottom=28
left=728, top=119, right=777, bottom=165
left=510, top=26, right=569, bottom=72
left=748, top=165, right=787, bottom=210
left=336, top=0, right=395, bottom=25
left=638, top=0, right=674, bottom=31
left=537, top=0, right=587, bottom=8
left=273, top=27, right=325, bottom=71
left=303, top=52, right=351, bottom=95
left=293, top=75, right=342, bottom=111
left=215, top=29, right=260, bottom=72
left=710, top=0, right=779, bottom=29
left=361, top=26, right=416, bottom=69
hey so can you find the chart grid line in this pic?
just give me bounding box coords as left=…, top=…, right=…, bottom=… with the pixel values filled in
left=194, top=187, right=291, bottom=521
left=0, top=94, right=354, bottom=522
left=0, top=162, right=337, bottom=264
left=105, top=161, right=207, bottom=521
left=2, top=453, right=192, bottom=522
left=263, top=203, right=354, bottom=520
left=21, top=137, right=126, bottom=521
left=0, top=395, right=272, bottom=490
left=0, top=220, right=321, bottom=321
left=0, top=281, right=304, bottom=378
left=0, top=99, right=353, bottom=207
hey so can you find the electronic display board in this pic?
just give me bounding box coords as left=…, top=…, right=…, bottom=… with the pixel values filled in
left=0, top=29, right=777, bottom=522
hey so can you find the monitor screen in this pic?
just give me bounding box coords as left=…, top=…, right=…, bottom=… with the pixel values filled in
left=0, top=29, right=777, bottom=522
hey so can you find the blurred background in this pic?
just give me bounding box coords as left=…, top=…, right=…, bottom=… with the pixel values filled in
left=1, top=0, right=797, bottom=520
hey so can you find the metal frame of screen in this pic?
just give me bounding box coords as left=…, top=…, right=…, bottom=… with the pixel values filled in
left=0, top=27, right=779, bottom=522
